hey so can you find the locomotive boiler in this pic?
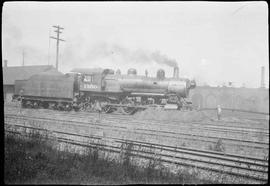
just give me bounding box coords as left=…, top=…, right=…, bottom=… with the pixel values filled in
left=14, top=67, right=196, bottom=114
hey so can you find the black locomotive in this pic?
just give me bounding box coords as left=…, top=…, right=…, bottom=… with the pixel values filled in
left=14, top=67, right=196, bottom=114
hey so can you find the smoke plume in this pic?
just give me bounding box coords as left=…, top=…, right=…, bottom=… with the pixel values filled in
left=62, top=41, right=178, bottom=69
left=150, top=51, right=178, bottom=67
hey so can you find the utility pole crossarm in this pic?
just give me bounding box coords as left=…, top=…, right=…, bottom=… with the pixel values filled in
left=50, top=36, right=65, bottom=42
left=53, top=25, right=64, bottom=30
left=55, top=30, right=63, bottom=34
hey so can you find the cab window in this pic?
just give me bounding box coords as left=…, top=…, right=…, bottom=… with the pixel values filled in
left=84, top=75, right=94, bottom=82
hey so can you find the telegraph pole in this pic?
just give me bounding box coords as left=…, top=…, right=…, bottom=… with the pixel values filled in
left=50, top=25, right=65, bottom=70
left=48, top=29, right=51, bottom=65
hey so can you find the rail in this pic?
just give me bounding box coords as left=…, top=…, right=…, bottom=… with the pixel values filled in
left=5, top=102, right=269, bottom=115
left=4, top=114, right=269, bottom=150
left=5, top=123, right=268, bottom=183
left=199, top=108, right=269, bottom=115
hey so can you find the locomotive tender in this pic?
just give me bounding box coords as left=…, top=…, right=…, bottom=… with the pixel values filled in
left=14, top=67, right=196, bottom=114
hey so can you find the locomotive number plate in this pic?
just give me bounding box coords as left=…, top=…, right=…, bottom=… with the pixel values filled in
left=83, top=84, right=98, bottom=89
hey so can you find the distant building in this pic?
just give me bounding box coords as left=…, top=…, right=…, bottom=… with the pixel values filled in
left=3, top=64, right=57, bottom=102
left=190, top=86, right=269, bottom=113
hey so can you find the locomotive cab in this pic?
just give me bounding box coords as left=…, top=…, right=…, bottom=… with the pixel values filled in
left=70, top=68, right=114, bottom=92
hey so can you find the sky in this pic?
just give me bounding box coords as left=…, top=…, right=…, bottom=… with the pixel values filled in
left=2, top=1, right=269, bottom=88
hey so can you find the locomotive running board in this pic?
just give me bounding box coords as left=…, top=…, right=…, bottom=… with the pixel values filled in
left=130, top=92, right=165, bottom=96
left=164, top=104, right=178, bottom=110
left=105, top=103, right=164, bottom=109
left=105, top=103, right=148, bottom=109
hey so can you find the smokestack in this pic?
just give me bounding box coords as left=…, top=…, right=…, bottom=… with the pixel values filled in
left=261, top=66, right=265, bottom=88
left=173, top=66, right=179, bottom=79
left=4, top=60, right=8, bottom=68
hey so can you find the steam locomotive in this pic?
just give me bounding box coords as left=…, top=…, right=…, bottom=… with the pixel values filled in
left=14, top=67, right=196, bottom=114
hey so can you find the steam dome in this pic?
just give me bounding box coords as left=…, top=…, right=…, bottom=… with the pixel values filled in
left=127, top=68, right=137, bottom=75
left=156, top=69, right=165, bottom=80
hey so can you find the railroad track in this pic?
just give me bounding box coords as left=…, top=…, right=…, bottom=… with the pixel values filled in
left=5, top=104, right=269, bottom=133
left=4, top=107, right=269, bottom=144
left=4, top=114, right=269, bottom=154
left=5, top=103, right=269, bottom=120
left=77, top=113, right=269, bottom=137
left=5, top=104, right=269, bottom=127
left=5, top=123, right=268, bottom=183
left=4, top=106, right=269, bottom=137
